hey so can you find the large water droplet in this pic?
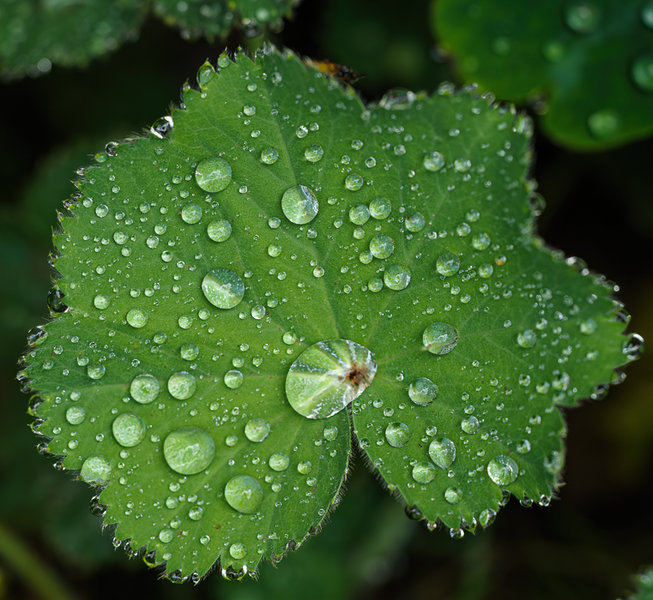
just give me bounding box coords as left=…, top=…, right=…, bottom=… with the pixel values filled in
left=167, top=371, right=197, bottom=400
left=224, top=369, right=244, bottom=389
left=632, top=55, right=653, bottom=93
left=369, top=234, right=394, bottom=259
left=517, top=329, right=537, bottom=348
left=163, top=427, right=215, bottom=475
left=130, top=374, right=160, bottom=404
left=412, top=462, right=436, bottom=484
left=181, top=203, right=202, bottom=224
left=384, top=264, right=411, bottom=290
left=201, top=269, right=245, bottom=309
left=369, top=197, right=391, bottom=220
left=423, top=322, right=458, bottom=355
left=224, top=474, right=264, bottom=514
left=405, top=212, right=426, bottom=232
left=304, top=144, right=324, bottom=163
left=286, top=339, right=376, bottom=419
left=126, top=308, right=148, bottom=328
left=260, top=147, right=279, bottom=164
left=207, top=219, right=232, bottom=242
left=349, top=204, right=370, bottom=225
left=564, top=1, right=600, bottom=33
left=112, top=413, right=146, bottom=447
left=344, top=173, right=364, bottom=191
left=281, top=185, right=319, bottom=224
left=436, top=252, right=460, bottom=277
left=429, top=438, right=456, bottom=469
left=444, top=487, right=462, bottom=504
left=66, top=406, right=86, bottom=425
left=229, top=543, right=247, bottom=559
left=268, top=452, right=290, bottom=471
left=461, top=416, right=480, bottom=434
left=408, top=377, right=437, bottom=406
left=423, top=151, right=445, bottom=172
left=385, top=422, right=410, bottom=447
left=487, top=455, right=519, bottom=485
left=80, top=456, right=112, bottom=484
left=244, top=418, right=270, bottom=442
left=195, top=157, right=232, bottom=192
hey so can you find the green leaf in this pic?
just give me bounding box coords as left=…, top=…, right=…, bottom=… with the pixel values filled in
left=433, top=0, right=653, bottom=150
left=22, top=47, right=636, bottom=580
left=626, top=568, right=653, bottom=600
left=0, top=0, right=145, bottom=79
left=0, top=0, right=299, bottom=79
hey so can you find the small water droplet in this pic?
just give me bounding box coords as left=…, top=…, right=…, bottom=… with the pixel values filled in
left=369, top=234, right=395, bottom=259
left=405, top=212, right=425, bottom=232
left=159, top=529, right=174, bottom=543
left=444, top=487, right=462, bottom=504
left=517, top=329, right=537, bottom=348
left=564, top=1, right=600, bottom=33
left=93, top=295, right=109, bottom=310
left=587, top=109, right=619, bottom=139
left=66, top=406, right=86, bottom=425
left=580, top=318, right=597, bottom=334
left=260, top=147, right=279, bottom=164
left=112, top=413, right=146, bottom=447
left=383, top=264, right=411, bottom=290
left=369, top=197, right=391, bottom=220
left=80, top=456, right=112, bottom=484
left=224, top=369, right=244, bottom=389
left=632, top=55, right=653, bottom=93
left=423, top=322, right=458, bottom=355
left=224, top=474, right=264, bottom=514
left=487, top=455, right=519, bottom=485
left=126, top=308, right=148, bottom=329
left=281, top=185, right=319, bottom=225
left=229, top=542, right=247, bottom=559
left=195, top=157, right=232, bottom=192
left=180, top=343, right=199, bottom=361
left=207, top=219, right=232, bottom=242
left=385, top=422, right=410, bottom=447
left=268, top=452, right=290, bottom=471
left=429, top=438, right=456, bottom=469
left=423, top=151, right=445, bottom=172
left=181, top=203, right=202, bottom=224
left=412, top=462, right=436, bottom=484
left=461, top=416, right=480, bottom=434
left=163, top=427, right=215, bottom=475
left=436, top=252, right=460, bottom=277
left=244, top=418, right=270, bottom=442
left=304, top=144, right=324, bottom=162
left=201, top=269, right=245, bottom=309
left=87, top=364, right=106, bottom=380
left=344, top=173, right=364, bottom=191
left=349, top=204, right=370, bottom=225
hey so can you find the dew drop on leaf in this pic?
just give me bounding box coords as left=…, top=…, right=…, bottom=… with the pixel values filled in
left=224, top=369, right=243, bottom=389
left=163, top=427, right=215, bottom=475
left=244, top=418, right=270, bottom=443
left=487, top=455, right=519, bottom=485
left=423, top=322, right=458, bottom=355
left=206, top=219, right=232, bottom=243
left=564, top=1, right=601, bottom=34
left=65, top=406, right=86, bottom=425
left=435, top=252, right=461, bottom=277
left=268, top=452, right=290, bottom=471
left=112, top=413, right=146, bottom=447
left=130, top=374, right=160, bottom=404
left=460, top=416, right=480, bottom=434
left=304, top=144, right=324, bottom=163
left=632, top=55, right=653, bottom=93
left=405, top=211, right=426, bottom=232
left=80, top=456, right=112, bottom=484
left=126, top=308, right=148, bottom=328
left=344, top=173, right=364, bottom=191
left=224, top=475, right=264, bottom=514
left=423, top=151, right=445, bottom=172
left=285, top=339, right=376, bottom=419
left=194, top=157, right=232, bottom=192
left=369, top=234, right=395, bottom=259
left=369, top=196, right=391, bottom=220
left=383, top=264, right=411, bottom=290
left=429, top=438, right=456, bottom=469
left=412, top=462, right=436, bottom=484
left=87, top=364, right=106, bottom=380
left=517, top=329, right=537, bottom=348
left=281, top=185, right=319, bottom=225
left=349, top=204, right=370, bottom=225
left=260, top=147, right=279, bottom=164
left=385, top=422, right=410, bottom=447
left=408, top=377, right=438, bottom=406
left=229, top=543, right=247, bottom=559
left=181, top=203, right=202, bottom=224
left=201, top=269, right=245, bottom=309
left=167, top=371, right=197, bottom=400
left=444, top=487, right=462, bottom=504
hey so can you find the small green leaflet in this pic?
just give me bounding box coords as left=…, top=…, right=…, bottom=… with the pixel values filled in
left=21, top=46, right=638, bottom=581
left=433, top=0, right=653, bottom=150
left=0, top=0, right=298, bottom=79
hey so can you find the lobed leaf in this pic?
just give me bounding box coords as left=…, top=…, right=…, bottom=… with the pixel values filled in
left=433, top=0, right=653, bottom=150
left=21, top=46, right=636, bottom=580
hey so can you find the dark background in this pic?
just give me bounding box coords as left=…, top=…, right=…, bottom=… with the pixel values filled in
left=1, top=0, right=652, bottom=598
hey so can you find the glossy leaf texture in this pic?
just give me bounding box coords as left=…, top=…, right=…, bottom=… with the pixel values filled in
left=433, top=0, right=653, bottom=150
left=0, top=0, right=299, bottom=79
left=21, top=47, right=637, bottom=580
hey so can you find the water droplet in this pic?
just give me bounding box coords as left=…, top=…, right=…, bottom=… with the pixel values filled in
left=304, top=144, right=324, bottom=163
left=167, top=371, right=197, bottom=400
left=642, top=1, right=653, bottom=28
left=286, top=339, right=377, bottom=419
left=195, top=157, right=232, bottom=192
left=163, top=427, right=215, bottom=475
left=487, top=455, right=519, bottom=485
left=268, top=452, right=290, bottom=471
left=587, top=109, right=619, bottom=139
left=244, top=418, right=270, bottom=442
left=479, top=508, right=496, bottom=528
left=383, top=264, right=411, bottom=290
left=112, top=413, right=146, bottom=447
left=580, top=318, right=597, bottom=334
left=436, top=252, right=460, bottom=277
left=349, top=204, right=370, bottom=225
left=412, top=462, right=436, bottom=484
left=423, top=322, right=458, bottom=355
left=87, top=364, right=106, bottom=380
left=461, top=416, right=480, bottom=434
left=297, top=461, right=312, bottom=474
left=224, top=474, right=264, bottom=514
left=408, top=377, right=438, bottom=406
left=243, top=104, right=256, bottom=116
left=180, top=343, right=199, bottom=361
left=323, top=425, right=338, bottom=441
left=423, top=151, right=445, bottom=172
left=564, top=1, right=600, bottom=33
left=80, top=456, right=112, bottom=484
left=188, top=506, right=204, bottom=520
left=453, top=158, right=471, bottom=172
left=444, top=487, right=462, bottom=504
left=229, top=542, right=247, bottom=559
left=224, top=369, right=244, bottom=389
left=260, top=147, right=279, bottom=164
left=201, top=269, right=245, bottom=309
left=344, top=173, right=364, bottom=191
left=181, top=203, right=202, bottom=224
left=66, top=406, right=86, bottom=425
left=385, top=422, right=410, bottom=447
left=130, top=374, right=160, bottom=404
left=126, top=308, right=148, bottom=329
left=159, top=529, right=174, bottom=543
left=207, top=219, right=232, bottom=242
left=281, top=185, right=319, bottom=224
left=93, top=295, right=109, bottom=310
left=369, top=234, right=394, bottom=259
left=429, top=438, right=456, bottom=469
left=405, top=212, right=425, bottom=232
left=369, top=197, right=391, bottom=220
left=368, top=277, right=383, bottom=292
left=632, top=55, right=653, bottom=93
left=517, top=329, right=537, bottom=348
left=471, top=232, right=491, bottom=251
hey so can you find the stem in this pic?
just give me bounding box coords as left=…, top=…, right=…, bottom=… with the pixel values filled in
left=0, top=521, right=75, bottom=600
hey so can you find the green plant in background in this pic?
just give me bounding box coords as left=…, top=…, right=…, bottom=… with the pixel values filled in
left=19, top=45, right=639, bottom=581
left=0, top=0, right=299, bottom=79
left=2, top=0, right=652, bottom=597
left=433, top=0, right=653, bottom=150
